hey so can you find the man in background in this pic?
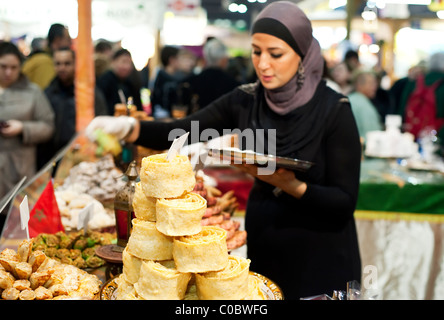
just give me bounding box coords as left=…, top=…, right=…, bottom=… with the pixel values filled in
left=22, top=23, right=72, bottom=90
left=180, top=38, right=240, bottom=113
left=348, top=70, right=383, bottom=140
left=37, top=47, right=107, bottom=170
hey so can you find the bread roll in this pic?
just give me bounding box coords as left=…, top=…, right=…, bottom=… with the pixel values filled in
left=140, top=153, right=195, bottom=198
left=173, top=226, right=228, bottom=273
left=134, top=260, right=191, bottom=300
left=127, top=219, right=173, bottom=261
left=133, top=182, right=156, bottom=222
left=156, top=192, right=206, bottom=236
left=196, top=255, right=250, bottom=300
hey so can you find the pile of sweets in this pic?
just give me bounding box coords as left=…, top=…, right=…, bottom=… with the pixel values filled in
left=115, top=153, right=266, bottom=300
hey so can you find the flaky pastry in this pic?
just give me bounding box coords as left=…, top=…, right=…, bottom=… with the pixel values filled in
left=132, top=182, right=156, bottom=222
left=173, top=226, right=228, bottom=273
left=122, top=247, right=142, bottom=284
left=140, top=153, right=195, bottom=198
left=127, top=219, right=173, bottom=261
left=134, top=260, right=191, bottom=300
left=156, top=192, right=206, bottom=236
left=196, top=255, right=250, bottom=300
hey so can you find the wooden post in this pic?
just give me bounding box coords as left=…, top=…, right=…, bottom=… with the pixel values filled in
left=75, top=0, right=95, bottom=135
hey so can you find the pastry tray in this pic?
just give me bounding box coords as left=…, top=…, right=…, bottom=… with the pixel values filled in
left=207, top=148, right=314, bottom=171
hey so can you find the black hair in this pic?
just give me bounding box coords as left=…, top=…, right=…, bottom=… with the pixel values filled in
left=0, top=41, right=24, bottom=64
left=112, top=48, right=131, bottom=60
left=95, top=40, right=112, bottom=53
left=47, top=23, right=67, bottom=47
left=160, top=46, right=179, bottom=67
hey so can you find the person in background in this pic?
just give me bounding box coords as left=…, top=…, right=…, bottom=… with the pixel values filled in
left=86, top=1, right=362, bottom=299
left=371, top=67, right=395, bottom=122
left=398, top=52, right=444, bottom=147
left=37, top=47, right=108, bottom=170
left=348, top=69, right=383, bottom=140
left=22, top=23, right=72, bottom=90
left=330, top=61, right=353, bottom=95
left=150, top=45, right=181, bottom=118
left=323, top=57, right=342, bottom=93
left=96, top=48, right=143, bottom=115
left=0, top=41, right=54, bottom=199
left=344, top=49, right=361, bottom=73
left=94, top=39, right=114, bottom=79
left=389, top=60, right=426, bottom=114
left=180, top=38, right=241, bottom=113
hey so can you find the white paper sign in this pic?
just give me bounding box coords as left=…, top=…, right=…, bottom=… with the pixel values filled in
left=19, top=195, right=30, bottom=240
left=166, top=132, right=190, bottom=161
left=78, top=203, right=94, bottom=235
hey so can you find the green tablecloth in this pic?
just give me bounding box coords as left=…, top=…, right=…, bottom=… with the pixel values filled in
left=357, top=158, right=444, bottom=214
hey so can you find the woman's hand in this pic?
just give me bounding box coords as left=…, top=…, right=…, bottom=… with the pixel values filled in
left=233, top=163, right=307, bottom=199
left=0, top=120, right=23, bottom=137
left=85, top=116, right=140, bottom=143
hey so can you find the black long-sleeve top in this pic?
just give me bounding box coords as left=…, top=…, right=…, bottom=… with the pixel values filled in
left=136, top=80, right=362, bottom=298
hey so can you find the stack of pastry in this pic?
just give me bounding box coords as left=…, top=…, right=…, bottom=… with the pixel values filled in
left=115, top=153, right=266, bottom=300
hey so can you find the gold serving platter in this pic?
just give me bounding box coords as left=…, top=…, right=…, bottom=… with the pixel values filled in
left=100, top=271, right=283, bottom=300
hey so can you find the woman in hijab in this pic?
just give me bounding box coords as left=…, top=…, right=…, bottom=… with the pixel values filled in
left=86, top=1, right=362, bottom=299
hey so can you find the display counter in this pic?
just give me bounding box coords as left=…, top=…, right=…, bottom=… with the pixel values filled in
left=356, top=158, right=444, bottom=300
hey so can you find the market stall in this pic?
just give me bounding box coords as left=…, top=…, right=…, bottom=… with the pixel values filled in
left=0, top=134, right=260, bottom=300
left=356, top=158, right=444, bottom=300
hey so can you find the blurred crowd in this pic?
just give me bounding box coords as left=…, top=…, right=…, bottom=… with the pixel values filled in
left=1, top=21, right=444, bottom=207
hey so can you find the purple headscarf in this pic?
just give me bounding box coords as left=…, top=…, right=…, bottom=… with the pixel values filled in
left=251, top=1, right=324, bottom=115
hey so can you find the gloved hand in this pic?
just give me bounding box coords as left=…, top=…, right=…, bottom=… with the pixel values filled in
left=85, top=116, right=134, bottom=141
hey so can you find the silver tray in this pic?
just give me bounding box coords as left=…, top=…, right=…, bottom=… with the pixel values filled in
left=207, top=148, right=314, bottom=171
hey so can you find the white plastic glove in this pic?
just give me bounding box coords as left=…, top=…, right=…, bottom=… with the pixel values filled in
left=85, top=116, right=133, bottom=141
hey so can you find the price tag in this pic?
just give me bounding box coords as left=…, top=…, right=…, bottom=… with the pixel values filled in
left=19, top=195, right=30, bottom=240
left=78, top=203, right=94, bottom=235
left=166, top=132, right=189, bottom=161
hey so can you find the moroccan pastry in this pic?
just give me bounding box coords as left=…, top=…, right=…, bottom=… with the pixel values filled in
left=173, top=226, right=228, bottom=273
left=127, top=219, right=173, bottom=261
left=244, top=274, right=268, bottom=300
left=134, top=260, right=191, bottom=300
left=122, top=247, right=142, bottom=284
left=140, top=153, right=196, bottom=199
left=156, top=192, right=206, bottom=236
left=115, top=273, right=140, bottom=300
left=132, top=182, right=156, bottom=222
left=195, top=255, right=250, bottom=300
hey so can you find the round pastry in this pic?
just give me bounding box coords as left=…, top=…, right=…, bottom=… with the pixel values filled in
left=115, top=274, right=139, bottom=300
left=156, top=192, right=207, bottom=236
left=173, top=226, right=228, bottom=273
left=134, top=260, right=191, bottom=300
left=195, top=255, right=250, bottom=300
left=244, top=274, right=268, bottom=300
left=127, top=219, right=173, bottom=261
left=132, top=182, right=156, bottom=222
left=122, top=247, right=143, bottom=284
left=140, top=153, right=196, bottom=199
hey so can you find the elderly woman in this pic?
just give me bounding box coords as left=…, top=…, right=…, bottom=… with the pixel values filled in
left=87, top=1, right=362, bottom=299
left=0, top=42, right=55, bottom=199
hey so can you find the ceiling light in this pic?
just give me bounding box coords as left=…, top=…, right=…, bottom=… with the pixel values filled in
left=228, top=3, right=238, bottom=12
left=238, top=4, right=247, bottom=13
